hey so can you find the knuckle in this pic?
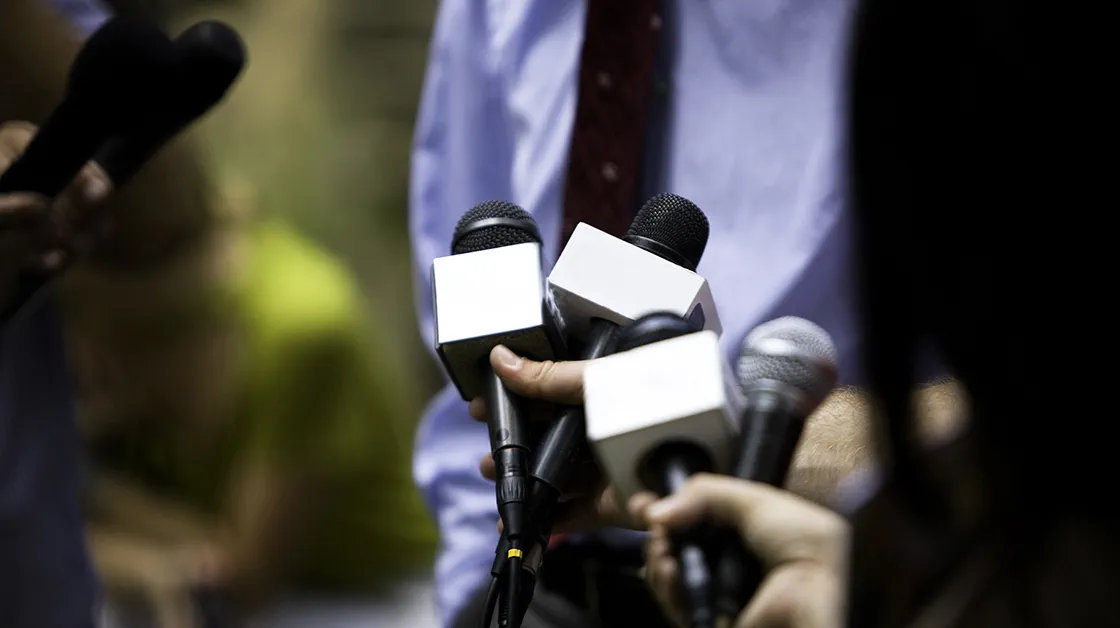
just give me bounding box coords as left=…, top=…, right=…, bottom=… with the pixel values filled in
left=530, top=360, right=555, bottom=388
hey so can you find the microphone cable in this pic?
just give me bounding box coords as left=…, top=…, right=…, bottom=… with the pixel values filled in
left=504, top=542, right=524, bottom=628
left=479, top=576, right=499, bottom=628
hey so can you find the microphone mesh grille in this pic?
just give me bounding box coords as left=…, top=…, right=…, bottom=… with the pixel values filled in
left=737, top=317, right=838, bottom=400
left=626, top=193, right=709, bottom=269
left=452, top=201, right=540, bottom=254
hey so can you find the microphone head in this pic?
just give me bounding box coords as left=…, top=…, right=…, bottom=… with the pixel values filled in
left=737, top=316, right=839, bottom=407
left=451, top=201, right=542, bottom=254
left=614, top=312, right=698, bottom=354
left=625, top=193, right=710, bottom=271
left=174, top=20, right=247, bottom=118
left=68, top=16, right=177, bottom=116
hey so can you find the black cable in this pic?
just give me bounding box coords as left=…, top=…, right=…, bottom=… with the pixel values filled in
left=506, top=546, right=524, bottom=628
left=480, top=576, right=500, bottom=628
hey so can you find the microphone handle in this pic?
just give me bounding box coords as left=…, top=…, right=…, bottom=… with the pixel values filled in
left=529, top=317, right=619, bottom=494
left=0, top=97, right=122, bottom=328
left=93, top=123, right=181, bottom=188
left=0, top=125, right=174, bottom=330
left=715, top=391, right=806, bottom=620
left=0, top=98, right=113, bottom=202
left=0, top=109, right=181, bottom=329
left=490, top=318, right=619, bottom=617
left=484, top=364, right=531, bottom=545
left=652, top=445, right=716, bottom=628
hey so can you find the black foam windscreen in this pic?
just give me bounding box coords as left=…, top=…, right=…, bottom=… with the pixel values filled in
left=451, top=200, right=541, bottom=255
left=626, top=193, right=709, bottom=270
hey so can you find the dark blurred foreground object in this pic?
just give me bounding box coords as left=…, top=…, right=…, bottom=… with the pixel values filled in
left=847, top=0, right=1117, bottom=626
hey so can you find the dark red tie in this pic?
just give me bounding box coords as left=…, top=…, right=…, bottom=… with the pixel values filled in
left=558, top=0, right=663, bottom=248
left=550, top=0, right=663, bottom=551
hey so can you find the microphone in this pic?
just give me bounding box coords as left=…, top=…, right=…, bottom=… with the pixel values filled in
left=94, top=20, right=246, bottom=186
left=583, top=312, right=745, bottom=628
left=533, top=193, right=718, bottom=521
left=0, top=16, right=175, bottom=200
left=714, top=316, right=839, bottom=621
left=430, top=201, right=563, bottom=625
left=0, top=17, right=177, bottom=329
left=493, top=194, right=717, bottom=622
left=0, top=21, right=246, bottom=330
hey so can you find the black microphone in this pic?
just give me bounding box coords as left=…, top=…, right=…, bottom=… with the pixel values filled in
left=584, top=312, right=724, bottom=628
left=0, top=16, right=175, bottom=200
left=714, top=317, right=838, bottom=621
left=492, top=194, right=714, bottom=623
left=0, top=20, right=245, bottom=330
left=430, top=201, right=564, bottom=628
left=531, top=193, right=711, bottom=529
left=94, top=20, right=246, bottom=187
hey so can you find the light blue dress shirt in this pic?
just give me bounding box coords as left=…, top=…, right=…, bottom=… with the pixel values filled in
left=49, top=0, right=107, bottom=34
left=410, top=1, right=858, bottom=624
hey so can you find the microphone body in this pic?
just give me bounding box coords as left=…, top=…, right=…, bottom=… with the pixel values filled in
left=714, top=317, right=839, bottom=621
left=0, top=17, right=177, bottom=328
left=500, top=194, right=716, bottom=621
left=432, top=202, right=561, bottom=628
left=583, top=321, right=744, bottom=628
left=432, top=239, right=558, bottom=541
left=2, top=20, right=246, bottom=331
left=532, top=217, right=722, bottom=502
left=0, top=16, right=175, bottom=199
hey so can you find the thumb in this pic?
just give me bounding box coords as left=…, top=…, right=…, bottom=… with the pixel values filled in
left=489, top=345, right=587, bottom=405
left=642, top=474, right=789, bottom=537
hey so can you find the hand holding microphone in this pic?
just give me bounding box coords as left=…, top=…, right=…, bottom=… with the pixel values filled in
left=633, top=475, right=848, bottom=628
left=431, top=201, right=565, bottom=626
left=714, top=317, right=839, bottom=622
left=471, top=346, right=636, bottom=535
left=582, top=312, right=746, bottom=628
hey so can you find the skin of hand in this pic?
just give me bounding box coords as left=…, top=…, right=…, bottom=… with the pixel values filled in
left=470, top=344, right=861, bottom=533
left=472, top=345, right=965, bottom=533
left=0, top=120, right=113, bottom=283
left=469, top=345, right=632, bottom=533
left=631, top=474, right=849, bottom=628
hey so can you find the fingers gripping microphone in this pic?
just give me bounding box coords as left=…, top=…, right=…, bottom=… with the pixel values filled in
left=714, top=317, right=839, bottom=620
left=583, top=313, right=746, bottom=628
left=94, top=20, right=246, bottom=187
left=431, top=201, right=562, bottom=626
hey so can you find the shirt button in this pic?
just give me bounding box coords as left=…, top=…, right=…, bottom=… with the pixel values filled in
left=596, top=71, right=612, bottom=89
left=601, top=162, right=619, bottom=182
left=650, top=14, right=663, bottom=31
